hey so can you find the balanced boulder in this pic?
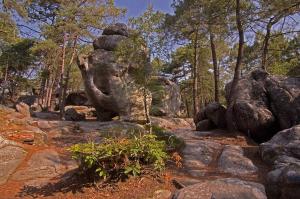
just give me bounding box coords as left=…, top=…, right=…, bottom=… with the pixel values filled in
left=77, top=23, right=152, bottom=123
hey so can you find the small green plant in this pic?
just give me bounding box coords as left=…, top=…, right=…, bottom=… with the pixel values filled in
left=151, top=125, right=185, bottom=152
left=69, top=134, right=168, bottom=180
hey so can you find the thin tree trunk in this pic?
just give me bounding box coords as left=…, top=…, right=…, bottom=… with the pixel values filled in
left=61, top=36, right=78, bottom=119
left=192, top=28, right=199, bottom=116
left=209, top=31, right=219, bottom=103
left=185, top=98, right=190, bottom=118
left=1, top=59, right=9, bottom=104
left=261, top=15, right=283, bottom=71
left=261, top=20, right=272, bottom=71
left=229, top=0, right=244, bottom=101
left=58, top=33, right=67, bottom=119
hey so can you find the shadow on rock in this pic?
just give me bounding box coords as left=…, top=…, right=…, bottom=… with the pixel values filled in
left=17, top=169, right=95, bottom=198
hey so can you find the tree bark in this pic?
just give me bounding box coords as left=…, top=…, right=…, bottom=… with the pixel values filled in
left=261, top=15, right=284, bottom=71
left=192, top=28, right=199, bottom=116
left=61, top=36, right=78, bottom=119
left=229, top=0, right=244, bottom=101
left=209, top=31, right=220, bottom=103
left=58, top=33, right=67, bottom=119
left=1, top=58, right=9, bottom=104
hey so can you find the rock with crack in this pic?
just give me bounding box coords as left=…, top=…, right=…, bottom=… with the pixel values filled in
left=77, top=23, right=152, bottom=123
left=183, top=140, right=222, bottom=174
left=218, top=145, right=258, bottom=176
left=65, top=91, right=91, bottom=106
left=173, top=178, right=267, bottom=199
left=11, top=149, right=77, bottom=187
left=0, top=136, right=27, bottom=185
left=225, top=69, right=300, bottom=142
left=194, top=102, right=227, bottom=130
left=260, top=125, right=300, bottom=199
left=65, top=107, right=86, bottom=121
left=149, top=76, right=183, bottom=117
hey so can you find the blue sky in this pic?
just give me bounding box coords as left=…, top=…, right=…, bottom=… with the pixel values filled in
left=115, top=0, right=174, bottom=19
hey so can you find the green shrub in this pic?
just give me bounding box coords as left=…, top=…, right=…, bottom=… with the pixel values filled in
left=69, top=134, right=168, bottom=180
left=152, top=125, right=185, bottom=152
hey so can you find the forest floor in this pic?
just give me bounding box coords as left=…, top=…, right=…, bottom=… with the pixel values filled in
left=0, top=107, right=271, bottom=199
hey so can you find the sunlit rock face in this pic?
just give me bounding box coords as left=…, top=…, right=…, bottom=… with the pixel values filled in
left=77, top=23, right=151, bottom=123
left=149, top=76, right=183, bottom=117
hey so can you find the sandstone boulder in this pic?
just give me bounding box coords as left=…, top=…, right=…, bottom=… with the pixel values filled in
left=196, top=119, right=215, bottom=131
left=149, top=76, right=182, bottom=117
left=102, top=23, right=129, bottom=37
left=93, top=35, right=127, bottom=51
left=77, top=24, right=152, bottom=123
left=15, top=102, right=31, bottom=118
left=65, top=91, right=90, bottom=106
left=265, top=76, right=300, bottom=130
left=260, top=125, right=300, bottom=164
left=0, top=136, right=27, bottom=185
left=65, top=108, right=86, bottom=121
left=218, top=145, right=258, bottom=176
left=173, top=178, right=267, bottom=199
left=194, top=102, right=226, bottom=130
left=260, top=125, right=300, bottom=199
left=16, top=95, right=37, bottom=106
left=226, top=69, right=300, bottom=142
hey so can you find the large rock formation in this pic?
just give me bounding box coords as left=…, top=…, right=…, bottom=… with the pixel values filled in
left=225, top=69, right=300, bottom=142
left=260, top=125, right=300, bottom=199
left=149, top=76, right=182, bottom=117
left=77, top=23, right=151, bottom=123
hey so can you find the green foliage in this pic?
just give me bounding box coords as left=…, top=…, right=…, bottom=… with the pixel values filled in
left=69, top=134, right=168, bottom=180
left=129, top=4, right=168, bottom=60
left=151, top=125, right=185, bottom=152
left=0, top=39, right=36, bottom=74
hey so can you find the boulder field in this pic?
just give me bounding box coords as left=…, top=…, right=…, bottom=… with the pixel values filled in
left=195, top=69, right=300, bottom=142
left=193, top=69, right=300, bottom=199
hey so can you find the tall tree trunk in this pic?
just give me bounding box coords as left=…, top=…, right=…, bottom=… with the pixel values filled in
left=185, top=98, right=190, bottom=118
left=261, top=15, right=283, bottom=71
left=58, top=33, right=67, bottom=119
left=229, top=0, right=244, bottom=101
left=209, top=31, right=219, bottom=103
left=143, top=87, right=150, bottom=124
left=192, top=28, right=199, bottom=116
left=1, top=59, right=9, bottom=104
left=261, top=20, right=272, bottom=71
left=61, top=36, right=78, bottom=118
